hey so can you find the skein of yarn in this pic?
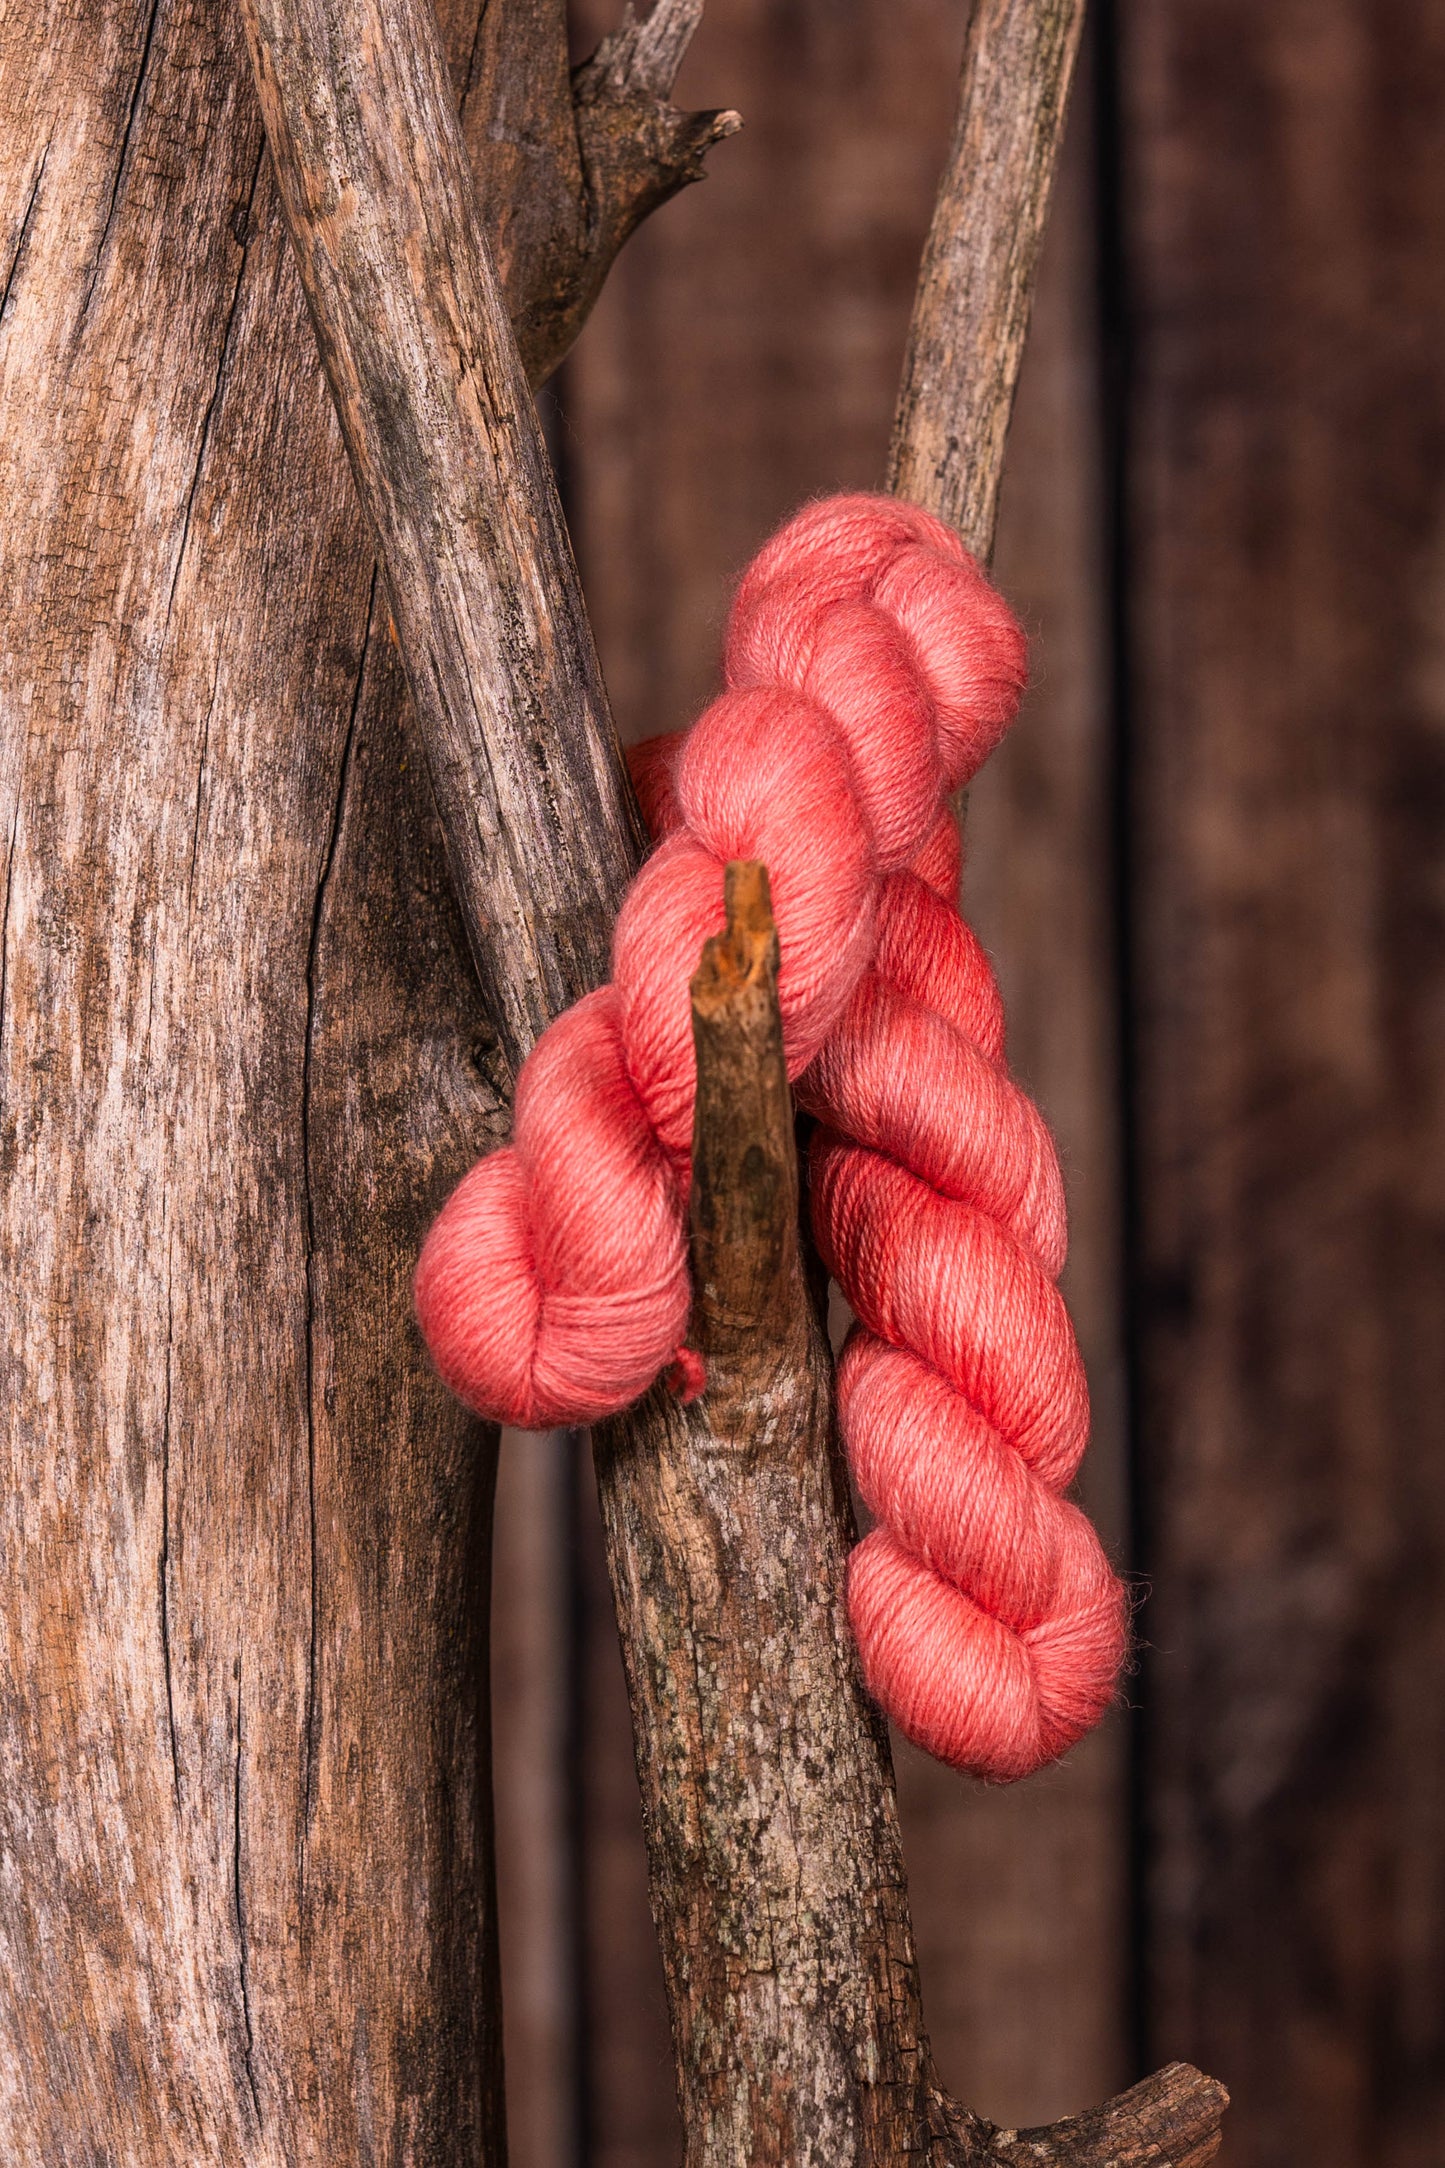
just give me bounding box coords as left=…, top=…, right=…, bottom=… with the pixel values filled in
left=416, top=492, right=1125, bottom=1780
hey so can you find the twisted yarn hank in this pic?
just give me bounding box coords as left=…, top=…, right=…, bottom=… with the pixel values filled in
left=416, top=492, right=1126, bottom=1781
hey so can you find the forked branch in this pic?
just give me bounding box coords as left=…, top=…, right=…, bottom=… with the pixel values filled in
left=239, top=0, right=1227, bottom=2157
left=943, top=2059, right=1229, bottom=2168
left=464, top=0, right=740, bottom=385
left=688, top=860, right=800, bottom=1358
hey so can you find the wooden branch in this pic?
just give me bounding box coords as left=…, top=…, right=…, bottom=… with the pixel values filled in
left=241, top=0, right=1227, bottom=2157
left=981, top=2062, right=1231, bottom=2168
left=886, top=0, right=1088, bottom=561
left=238, top=0, right=650, bottom=1076
left=568, top=6, right=742, bottom=376
left=595, top=862, right=936, bottom=2162
left=593, top=868, right=1228, bottom=2165
left=883, top=6, right=1224, bottom=2155
left=461, top=0, right=740, bottom=387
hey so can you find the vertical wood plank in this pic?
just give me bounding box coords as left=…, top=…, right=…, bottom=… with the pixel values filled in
left=902, top=56, right=1131, bottom=2126
left=492, top=1426, right=583, bottom=2168
left=1120, top=3, right=1445, bottom=2162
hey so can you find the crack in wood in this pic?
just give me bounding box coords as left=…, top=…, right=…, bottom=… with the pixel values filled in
left=232, top=1662, right=262, bottom=2125
left=0, top=795, right=19, bottom=1078
left=78, top=0, right=166, bottom=326
left=0, top=141, right=48, bottom=329
left=159, top=1253, right=181, bottom=1809
left=163, top=137, right=266, bottom=642
left=297, top=566, right=377, bottom=1873
left=187, top=661, right=222, bottom=905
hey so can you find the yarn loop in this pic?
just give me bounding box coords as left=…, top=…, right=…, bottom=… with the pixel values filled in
left=416, top=493, right=1126, bottom=1780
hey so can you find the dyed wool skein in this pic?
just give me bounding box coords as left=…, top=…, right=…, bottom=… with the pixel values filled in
left=416, top=493, right=1126, bottom=1781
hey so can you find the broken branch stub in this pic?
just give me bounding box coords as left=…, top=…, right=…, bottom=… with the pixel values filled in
left=463, top=0, right=741, bottom=386
left=688, top=859, right=799, bottom=1370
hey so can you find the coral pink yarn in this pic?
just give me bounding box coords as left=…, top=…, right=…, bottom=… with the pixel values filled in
left=416, top=492, right=1126, bottom=1781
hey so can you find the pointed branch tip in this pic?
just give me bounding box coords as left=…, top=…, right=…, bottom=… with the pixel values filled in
left=692, top=860, right=777, bottom=1006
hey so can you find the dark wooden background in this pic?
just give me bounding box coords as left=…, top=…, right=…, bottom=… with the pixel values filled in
left=489, top=6, right=1445, bottom=2168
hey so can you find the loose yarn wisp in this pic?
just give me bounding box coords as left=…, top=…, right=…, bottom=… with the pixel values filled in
left=416, top=493, right=1126, bottom=1781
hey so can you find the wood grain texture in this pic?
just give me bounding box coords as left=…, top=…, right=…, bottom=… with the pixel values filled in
left=1119, top=3, right=1445, bottom=2162
left=980, top=2061, right=1227, bottom=2168
left=238, top=0, right=647, bottom=1077
left=455, top=0, right=739, bottom=387
left=0, top=0, right=507, bottom=2158
left=887, top=0, right=1087, bottom=561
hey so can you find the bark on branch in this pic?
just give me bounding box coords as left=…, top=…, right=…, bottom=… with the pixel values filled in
left=597, top=866, right=1229, bottom=2164
left=238, top=0, right=1228, bottom=2159
left=594, top=860, right=924, bottom=2157
left=887, top=0, right=1090, bottom=561
left=464, top=0, right=740, bottom=387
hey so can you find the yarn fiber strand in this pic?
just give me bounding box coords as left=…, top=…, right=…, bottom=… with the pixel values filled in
left=801, top=845, right=1125, bottom=1780
left=416, top=493, right=1125, bottom=1780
